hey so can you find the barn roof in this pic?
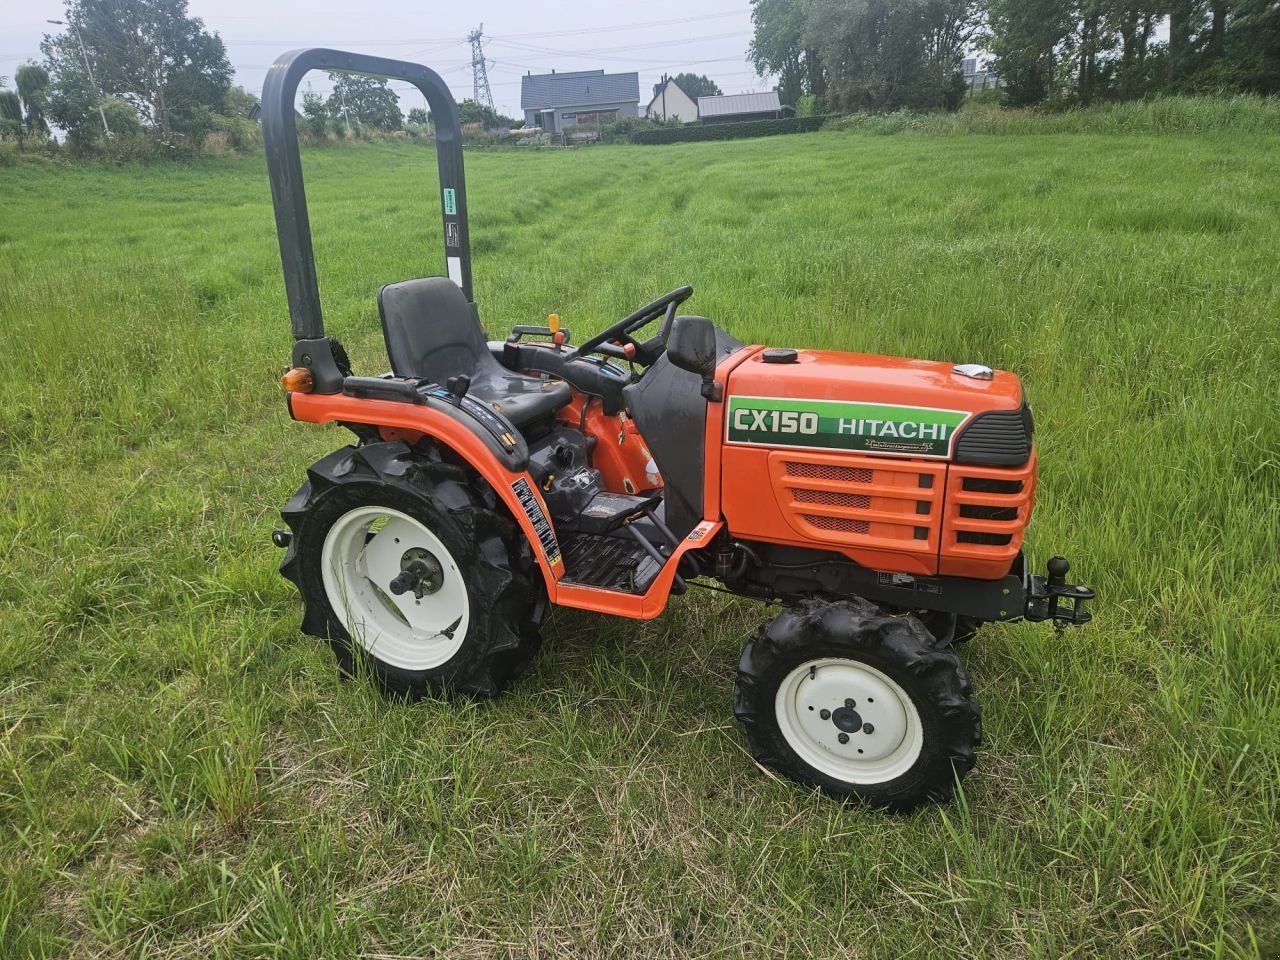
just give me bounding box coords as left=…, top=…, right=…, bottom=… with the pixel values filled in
left=697, top=91, right=782, bottom=117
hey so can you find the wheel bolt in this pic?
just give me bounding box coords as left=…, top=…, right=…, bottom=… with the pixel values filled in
left=845, top=698, right=856, bottom=709
left=864, top=723, right=875, bottom=734
left=819, top=709, right=831, bottom=720
left=837, top=733, right=850, bottom=744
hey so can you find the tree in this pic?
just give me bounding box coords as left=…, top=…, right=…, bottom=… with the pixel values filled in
left=221, top=84, right=258, bottom=119
left=0, top=89, right=22, bottom=141
left=327, top=73, right=401, bottom=131
left=800, top=0, right=978, bottom=112
left=406, top=106, right=429, bottom=126
left=669, top=73, right=722, bottom=98
left=15, top=63, right=51, bottom=137
left=750, top=0, right=819, bottom=107
left=453, top=99, right=519, bottom=128
left=301, top=89, right=329, bottom=137
left=41, top=0, right=231, bottom=137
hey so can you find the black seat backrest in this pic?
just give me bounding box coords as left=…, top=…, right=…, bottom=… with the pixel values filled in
left=378, top=277, right=490, bottom=383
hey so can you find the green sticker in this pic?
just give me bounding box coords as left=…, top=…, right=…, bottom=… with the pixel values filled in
left=443, top=188, right=456, bottom=215
left=725, top=395, right=970, bottom=459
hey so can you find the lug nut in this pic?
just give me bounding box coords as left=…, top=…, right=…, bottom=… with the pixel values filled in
left=819, top=709, right=831, bottom=720
left=864, top=723, right=875, bottom=734
left=837, top=733, right=850, bottom=744
left=845, top=698, right=856, bottom=709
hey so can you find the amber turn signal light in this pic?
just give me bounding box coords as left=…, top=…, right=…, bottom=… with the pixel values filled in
left=282, top=367, right=314, bottom=393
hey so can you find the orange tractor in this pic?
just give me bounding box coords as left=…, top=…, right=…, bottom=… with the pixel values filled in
left=263, top=50, right=1093, bottom=810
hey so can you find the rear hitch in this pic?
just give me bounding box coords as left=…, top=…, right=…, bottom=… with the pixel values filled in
left=1025, top=556, right=1094, bottom=635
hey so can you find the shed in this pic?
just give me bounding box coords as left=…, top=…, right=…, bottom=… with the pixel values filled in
left=698, top=91, right=783, bottom=123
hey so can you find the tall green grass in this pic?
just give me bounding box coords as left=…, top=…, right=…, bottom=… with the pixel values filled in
left=0, top=116, right=1277, bottom=957
left=831, top=93, right=1280, bottom=136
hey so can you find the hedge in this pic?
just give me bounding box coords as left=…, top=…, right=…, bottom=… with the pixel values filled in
left=629, top=116, right=829, bottom=144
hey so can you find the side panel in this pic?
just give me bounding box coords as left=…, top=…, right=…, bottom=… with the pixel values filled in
left=702, top=346, right=764, bottom=522
left=288, top=393, right=565, bottom=589
left=556, top=395, right=662, bottom=496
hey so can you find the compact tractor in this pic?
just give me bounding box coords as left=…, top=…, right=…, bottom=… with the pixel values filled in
left=263, top=50, right=1094, bottom=810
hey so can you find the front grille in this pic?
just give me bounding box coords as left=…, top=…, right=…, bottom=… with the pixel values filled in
left=941, top=451, right=1038, bottom=576
left=962, top=476, right=1023, bottom=494
left=960, top=504, right=1020, bottom=521
left=771, top=451, right=946, bottom=557
left=803, top=515, right=871, bottom=534
left=793, top=488, right=872, bottom=510
left=954, top=404, right=1033, bottom=467
left=785, top=461, right=873, bottom=484
left=957, top=530, right=1013, bottom=546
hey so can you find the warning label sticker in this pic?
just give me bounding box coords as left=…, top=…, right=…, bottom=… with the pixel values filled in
left=443, top=187, right=457, bottom=215
left=511, top=477, right=561, bottom=566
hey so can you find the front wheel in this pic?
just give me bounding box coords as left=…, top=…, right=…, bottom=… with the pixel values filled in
left=734, top=599, right=981, bottom=811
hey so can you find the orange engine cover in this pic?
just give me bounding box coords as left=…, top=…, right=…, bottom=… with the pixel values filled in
left=719, top=348, right=1032, bottom=578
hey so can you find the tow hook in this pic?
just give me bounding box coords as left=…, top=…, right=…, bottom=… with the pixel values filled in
left=1025, top=556, right=1095, bottom=635
left=271, top=529, right=292, bottom=548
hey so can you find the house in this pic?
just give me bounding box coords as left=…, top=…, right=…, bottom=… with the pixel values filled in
left=645, top=77, right=698, bottom=123
left=697, top=91, right=783, bottom=123
left=520, top=69, right=640, bottom=133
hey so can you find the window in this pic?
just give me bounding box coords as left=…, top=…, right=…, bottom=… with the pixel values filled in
left=571, top=110, right=618, bottom=126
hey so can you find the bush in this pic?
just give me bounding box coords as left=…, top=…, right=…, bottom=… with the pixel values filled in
left=629, top=116, right=829, bottom=144
left=598, top=115, right=664, bottom=144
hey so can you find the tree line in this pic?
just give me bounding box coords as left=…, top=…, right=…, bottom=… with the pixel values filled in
left=0, top=0, right=520, bottom=154
left=749, top=0, right=1279, bottom=113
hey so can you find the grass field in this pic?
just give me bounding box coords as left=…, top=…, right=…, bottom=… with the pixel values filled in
left=2, top=118, right=1279, bottom=958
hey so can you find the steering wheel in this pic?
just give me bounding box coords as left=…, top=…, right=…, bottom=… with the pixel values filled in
left=568, top=286, right=694, bottom=366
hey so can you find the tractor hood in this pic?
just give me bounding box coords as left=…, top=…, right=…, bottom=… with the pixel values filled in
left=724, top=348, right=1031, bottom=463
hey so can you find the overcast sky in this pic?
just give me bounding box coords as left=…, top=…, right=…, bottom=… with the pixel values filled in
left=1, top=1, right=772, bottom=117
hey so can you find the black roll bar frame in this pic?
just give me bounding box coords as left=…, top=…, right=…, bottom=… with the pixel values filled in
left=262, top=48, right=473, bottom=364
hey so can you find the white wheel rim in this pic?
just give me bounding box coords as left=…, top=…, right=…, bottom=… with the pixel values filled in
left=774, top=657, right=924, bottom=785
left=320, top=505, right=469, bottom=671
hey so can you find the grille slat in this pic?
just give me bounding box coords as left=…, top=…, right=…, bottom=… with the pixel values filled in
left=791, top=487, right=872, bottom=510
left=802, top=514, right=871, bottom=534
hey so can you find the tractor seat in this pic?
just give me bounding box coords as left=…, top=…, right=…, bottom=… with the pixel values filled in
left=378, top=277, right=572, bottom=430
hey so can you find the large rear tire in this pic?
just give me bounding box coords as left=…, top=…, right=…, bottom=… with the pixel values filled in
left=279, top=442, right=541, bottom=699
left=734, top=598, right=981, bottom=811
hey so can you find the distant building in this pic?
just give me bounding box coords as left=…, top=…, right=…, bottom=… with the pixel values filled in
left=963, top=58, right=1000, bottom=93
left=520, top=69, right=640, bottom=133
left=646, top=78, right=698, bottom=123
left=697, top=91, right=783, bottom=123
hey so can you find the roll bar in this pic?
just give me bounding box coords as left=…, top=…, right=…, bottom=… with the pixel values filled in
left=262, top=48, right=473, bottom=346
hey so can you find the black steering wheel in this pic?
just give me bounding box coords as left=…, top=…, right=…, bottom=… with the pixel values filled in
left=568, top=286, right=694, bottom=366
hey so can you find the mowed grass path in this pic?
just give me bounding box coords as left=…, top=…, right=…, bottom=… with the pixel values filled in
left=1, top=126, right=1278, bottom=958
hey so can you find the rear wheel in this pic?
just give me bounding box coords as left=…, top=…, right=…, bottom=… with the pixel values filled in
left=279, top=441, right=541, bottom=699
left=734, top=598, right=981, bottom=810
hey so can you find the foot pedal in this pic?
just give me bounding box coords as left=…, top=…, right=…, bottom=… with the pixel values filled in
left=577, top=491, right=661, bottom=536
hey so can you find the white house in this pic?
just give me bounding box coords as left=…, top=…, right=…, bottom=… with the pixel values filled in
left=645, top=78, right=698, bottom=123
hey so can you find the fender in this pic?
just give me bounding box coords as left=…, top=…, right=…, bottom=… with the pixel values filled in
left=288, top=391, right=566, bottom=589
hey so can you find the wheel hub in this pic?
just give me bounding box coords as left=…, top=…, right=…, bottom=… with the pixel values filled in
left=774, top=657, right=924, bottom=784
left=831, top=706, right=863, bottom=733
left=390, top=547, right=444, bottom=598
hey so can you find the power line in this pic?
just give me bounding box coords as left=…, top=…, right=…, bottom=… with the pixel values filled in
left=493, top=10, right=744, bottom=41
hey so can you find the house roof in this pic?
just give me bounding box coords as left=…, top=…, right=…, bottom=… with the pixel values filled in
left=698, top=91, right=782, bottom=117
left=521, top=70, right=641, bottom=110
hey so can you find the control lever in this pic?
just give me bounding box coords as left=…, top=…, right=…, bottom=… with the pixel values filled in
left=446, top=374, right=471, bottom=405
